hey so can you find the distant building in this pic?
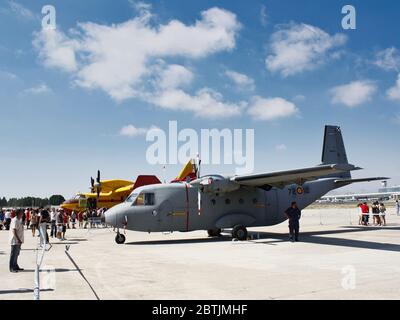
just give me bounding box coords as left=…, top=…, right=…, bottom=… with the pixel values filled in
left=319, top=182, right=400, bottom=202
left=378, top=185, right=400, bottom=193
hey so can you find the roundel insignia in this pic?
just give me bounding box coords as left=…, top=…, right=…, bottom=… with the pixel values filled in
left=296, top=186, right=304, bottom=195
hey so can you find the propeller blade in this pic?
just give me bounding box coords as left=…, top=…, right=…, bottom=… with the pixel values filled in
left=97, top=170, right=101, bottom=183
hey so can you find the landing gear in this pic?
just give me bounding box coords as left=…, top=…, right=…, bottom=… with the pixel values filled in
left=207, top=228, right=222, bottom=237
left=115, top=233, right=126, bottom=244
left=232, top=225, right=247, bottom=241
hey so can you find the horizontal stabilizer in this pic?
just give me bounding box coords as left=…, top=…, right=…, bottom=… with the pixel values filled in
left=334, top=177, right=390, bottom=188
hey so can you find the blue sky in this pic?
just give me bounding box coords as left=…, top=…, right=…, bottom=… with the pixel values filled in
left=0, top=0, right=399, bottom=198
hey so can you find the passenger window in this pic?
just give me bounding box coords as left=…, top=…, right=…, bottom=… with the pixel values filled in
left=225, top=199, right=231, bottom=205
left=144, top=193, right=155, bottom=206
left=253, top=198, right=258, bottom=204
left=211, top=199, right=216, bottom=205
left=239, top=198, right=244, bottom=204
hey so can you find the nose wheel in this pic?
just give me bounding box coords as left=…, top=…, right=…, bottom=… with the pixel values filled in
left=115, top=233, right=126, bottom=244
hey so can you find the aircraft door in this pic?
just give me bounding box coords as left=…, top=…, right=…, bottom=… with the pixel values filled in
left=265, top=189, right=280, bottom=224
left=158, top=199, right=173, bottom=231
left=169, top=187, right=190, bottom=232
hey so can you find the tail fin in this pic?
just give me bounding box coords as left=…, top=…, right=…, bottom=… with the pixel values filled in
left=321, top=125, right=351, bottom=178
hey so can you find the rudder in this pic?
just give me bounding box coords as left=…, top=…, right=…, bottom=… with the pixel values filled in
left=321, top=125, right=350, bottom=178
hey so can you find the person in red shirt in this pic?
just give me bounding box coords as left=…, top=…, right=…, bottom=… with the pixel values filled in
left=360, top=202, right=370, bottom=225
left=25, top=209, right=31, bottom=229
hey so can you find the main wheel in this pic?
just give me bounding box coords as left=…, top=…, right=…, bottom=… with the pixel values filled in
left=115, top=233, right=126, bottom=244
left=232, top=225, right=247, bottom=241
left=207, top=228, right=222, bottom=237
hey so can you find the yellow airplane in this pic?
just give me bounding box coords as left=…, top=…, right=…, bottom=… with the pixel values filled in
left=61, top=160, right=197, bottom=213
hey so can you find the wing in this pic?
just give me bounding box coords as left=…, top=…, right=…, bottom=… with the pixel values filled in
left=231, top=164, right=359, bottom=189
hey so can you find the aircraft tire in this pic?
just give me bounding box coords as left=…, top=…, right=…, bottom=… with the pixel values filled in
left=232, top=225, right=247, bottom=241
left=115, top=233, right=126, bottom=244
left=207, top=228, right=222, bottom=237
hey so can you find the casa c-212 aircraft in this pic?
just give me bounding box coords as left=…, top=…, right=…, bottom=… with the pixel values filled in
left=105, top=125, right=389, bottom=244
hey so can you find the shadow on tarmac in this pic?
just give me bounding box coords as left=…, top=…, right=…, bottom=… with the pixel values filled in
left=126, top=226, right=400, bottom=252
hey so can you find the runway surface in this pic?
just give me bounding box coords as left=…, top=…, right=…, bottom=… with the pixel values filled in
left=1, top=208, right=399, bottom=300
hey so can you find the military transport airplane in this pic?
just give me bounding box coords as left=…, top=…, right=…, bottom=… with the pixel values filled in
left=61, top=159, right=197, bottom=213
left=104, top=125, right=389, bottom=244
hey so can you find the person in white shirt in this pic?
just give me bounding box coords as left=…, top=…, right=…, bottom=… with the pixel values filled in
left=396, top=200, right=400, bottom=216
left=9, top=210, right=24, bottom=273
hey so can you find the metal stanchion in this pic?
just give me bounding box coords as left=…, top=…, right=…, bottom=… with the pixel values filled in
left=33, top=224, right=47, bottom=300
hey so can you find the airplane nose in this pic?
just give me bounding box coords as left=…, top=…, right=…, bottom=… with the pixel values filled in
left=104, top=207, right=116, bottom=226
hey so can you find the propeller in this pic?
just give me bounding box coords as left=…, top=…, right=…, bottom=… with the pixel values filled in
left=96, top=170, right=101, bottom=198
left=89, top=170, right=101, bottom=198
left=90, top=177, right=95, bottom=193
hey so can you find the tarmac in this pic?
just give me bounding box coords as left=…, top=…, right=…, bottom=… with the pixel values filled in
left=1, top=207, right=400, bottom=300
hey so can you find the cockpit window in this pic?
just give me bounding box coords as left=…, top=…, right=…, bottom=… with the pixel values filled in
left=126, top=193, right=138, bottom=203
left=126, top=192, right=155, bottom=206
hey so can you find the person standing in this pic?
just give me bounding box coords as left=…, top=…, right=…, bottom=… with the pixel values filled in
left=4, top=210, right=11, bottom=230
left=56, top=209, right=64, bottom=240
left=396, top=200, right=400, bottom=216
left=50, top=209, right=57, bottom=238
left=360, top=202, right=370, bottom=225
left=30, top=210, right=38, bottom=236
left=371, top=202, right=380, bottom=226
left=0, top=209, right=5, bottom=230
left=62, top=211, right=68, bottom=240
left=284, top=202, right=302, bottom=242
left=379, top=203, right=386, bottom=226
left=71, top=211, right=77, bottom=229
left=25, top=209, right=31, bottom=229
left=38, top=208, right=50, bottom=247
left=77, top=211, right=83, bottom=228
left=9, top=210, right=24, bottom=273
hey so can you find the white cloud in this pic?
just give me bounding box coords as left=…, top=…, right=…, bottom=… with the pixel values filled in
left=330, top=80, right=377, bottom=107
left=33, top=29, right=79, bottom=73
left=247, top=96, right=298, bottom=121
left=151, top=88, right=244, bottom=118
left=374, top=47, right=400, bottom=72
left=276, top=144, right=287, bottom=151
left=33, top=7, right=242, bottom=118
left=33, top=7, right=240, bottom=99
left=293, top=94, right=306, bottom=102
left=157, top=64, right=194, bottom=90
left=24, top=84, right=52, bottom=95
left=225, top=69, right=255, bottom=91
left=266, top=23, right=347, bottom=77
left=387, top=74, right=400, bottom=102
left=260, top=5, right=267, bottom=27
left=2, top=1, right=37, bottom=21
left=119, top=124, right=158, bottom=137
left=0, top=70, right=18, bottom=80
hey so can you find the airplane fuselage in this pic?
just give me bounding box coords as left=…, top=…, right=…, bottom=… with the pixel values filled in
left=105, top=178, right=340, bottom=233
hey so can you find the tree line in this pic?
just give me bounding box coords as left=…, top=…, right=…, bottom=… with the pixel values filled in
left=0, top=195, right=66, bottom=208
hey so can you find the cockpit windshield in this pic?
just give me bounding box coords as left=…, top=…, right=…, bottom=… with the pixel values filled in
left=126, top=192, right=155, bottom=206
